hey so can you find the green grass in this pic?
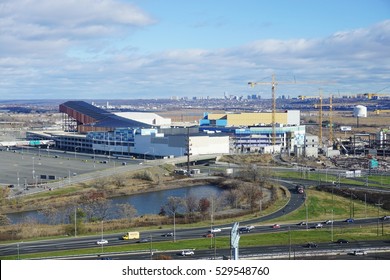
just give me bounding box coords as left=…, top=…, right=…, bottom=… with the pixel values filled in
left=269, top=188, right=386, bottom=224
left=274, top=170, right=390, bottom=189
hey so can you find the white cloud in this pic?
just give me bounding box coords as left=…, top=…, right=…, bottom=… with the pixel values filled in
left=0, top=0, right=389, bottom=100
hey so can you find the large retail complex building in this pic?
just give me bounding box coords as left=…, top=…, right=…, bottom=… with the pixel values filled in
left=25, top=101, right=317, bottom=158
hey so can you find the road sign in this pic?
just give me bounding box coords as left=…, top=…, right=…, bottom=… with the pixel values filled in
left=230, top=222, right=240, bottom=248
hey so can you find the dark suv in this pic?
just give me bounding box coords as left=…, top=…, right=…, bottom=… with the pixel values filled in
left=239, top=227, right=251, bottom=233
left=304, top=242, right=318, bottom=248
left=336, top=239, right=349, bottom=244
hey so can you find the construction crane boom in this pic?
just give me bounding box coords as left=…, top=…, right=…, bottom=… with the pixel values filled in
left=248, top=75, right=333, bottom=151
left=248, top=74, right=297, bottom=148
left=374, top=109, right=390, bottom=114
left=313, top=91, right=333, bottom=145
left=363, top=93, right=390, bottom=99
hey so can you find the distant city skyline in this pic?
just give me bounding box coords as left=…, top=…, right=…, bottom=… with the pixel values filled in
left=1, top=0, right=389, bottom=100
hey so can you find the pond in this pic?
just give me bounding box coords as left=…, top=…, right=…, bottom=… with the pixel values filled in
left=6, top=184, right=222, bottom=224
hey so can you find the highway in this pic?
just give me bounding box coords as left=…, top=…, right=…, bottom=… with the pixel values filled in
left=1, top=205, right=388, bottom=259
left=1, top=221, right=388, bottom=259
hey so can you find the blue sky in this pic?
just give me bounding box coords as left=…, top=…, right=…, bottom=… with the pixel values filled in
left=0, top=0, right=389, bottom=100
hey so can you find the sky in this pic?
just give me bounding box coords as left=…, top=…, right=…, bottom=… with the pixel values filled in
left=0, top=0, right=389, bottom=100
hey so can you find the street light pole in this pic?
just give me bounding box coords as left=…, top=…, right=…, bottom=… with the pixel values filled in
left=74, top=207, right=77, bottom=237
left=331, top=209, right=334, bottom=242
left=173, top=212, right=176, bottom=243
left=214, top=232, right=217, bottom=260
left=150, top=235, right=153, bottom=259
left=375, top=202, right=383, bottom=236
left=101, top=220, right=104, bottom=253
left=305, top=201, right=309, bottom=231
left=32, top=157, right=35, bottom=180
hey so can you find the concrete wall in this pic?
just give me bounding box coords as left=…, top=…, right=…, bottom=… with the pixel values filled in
left=133, top=133, right=229, bottom=157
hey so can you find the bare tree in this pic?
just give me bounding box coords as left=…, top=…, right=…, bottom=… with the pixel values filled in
left=0, top=214, right=11, bottom=226
left=237, top=164, right=272, bottom=184
left=222, top=189, right=242, bottom=209
left=0, top=187, right=10, bottom=205
left=111, top=174, right=127, bottom=188
left=90, top=178, right=110, bottom=190
left=239, top=183, right=263, bottom=211
left=80, top=190, right=111, bottom=221
left=117, top=203, right=138, bottom=221
left=164, top=196, right=183, bottom=217
left=198, top=197, right=210, bottom=216
left=183, top=195, right=198, bottom=217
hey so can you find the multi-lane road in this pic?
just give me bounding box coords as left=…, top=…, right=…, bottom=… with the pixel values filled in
left=1, top=217, right=389, bottom=259
left=1, top=188, right=389, bottom=260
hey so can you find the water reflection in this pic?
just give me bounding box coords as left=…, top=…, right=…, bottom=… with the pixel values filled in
left=7, top=184, right=222, bottom=224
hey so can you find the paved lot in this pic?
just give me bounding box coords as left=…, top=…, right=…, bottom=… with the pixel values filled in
left=0, top=147, right=143, bottom=194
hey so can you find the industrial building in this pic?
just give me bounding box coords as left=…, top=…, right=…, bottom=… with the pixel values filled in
left=27, top=101, right=230, bottom=158
left=200, top=110, right=300, bottom=127
left=199, top=111, right=314, bottom=155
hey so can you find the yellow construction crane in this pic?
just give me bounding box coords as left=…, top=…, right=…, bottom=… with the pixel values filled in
left=296, top=91, right=334, bottom=145
left=297, top=95, right=321, bottom=100
left=374, top=109, right=390, bottom=115
left=249, top=75, right=333, bottom=148
left=314, top=92, right=334, bottom=145
left=248, top=74, right=296, bottom=148
left=364, top=93, right=390, bottom=99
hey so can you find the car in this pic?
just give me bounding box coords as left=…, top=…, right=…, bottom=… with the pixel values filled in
left=203, top=233, right=214, bottom=238
left=239, top=227, right=251, bottom=233
left=345, top=218, right=355, bottom=223
left=96, top=239, right=108, bottom=245
left=246, top=225, right=255, bottom=230
left=161, top=232, right=174, bottom=237
left=7, top=184, right=15, bottom=188
left=304, top=242, right=318, bottom=248
left=352, top=250, right=367, bottom=256
left=208, top=228, right=221, bottom=233
left=136, top=238, right=150, bottom=243
left=314, top=223, right=323, bottom=228
left=336, top=239, right=349, bottom=244
left=297, top=221, right=307, bottom=226
left=324, top=220, right=333, bottom=225
left=381, top=215, right=390, bottom=221
left=309, top=168, right=316, bottom=171
left=181, top=250, right=194, bottom=256
left=272, top=224, right=280, bottom=229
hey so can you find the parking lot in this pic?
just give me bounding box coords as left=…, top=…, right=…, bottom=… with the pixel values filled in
left=0, top=147, right=140, bottom=190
